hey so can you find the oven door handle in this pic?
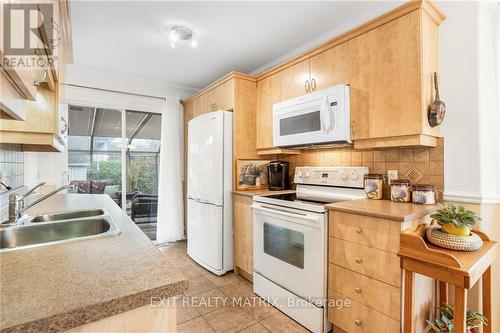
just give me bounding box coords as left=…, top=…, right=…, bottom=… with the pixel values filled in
left=252, top=204, right=322, bottom=224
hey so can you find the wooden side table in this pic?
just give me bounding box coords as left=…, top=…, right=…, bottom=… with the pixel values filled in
left=398, top=225, right=497, bottom=333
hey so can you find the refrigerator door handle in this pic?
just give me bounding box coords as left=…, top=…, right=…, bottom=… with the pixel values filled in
left=188, top=196, right=222, bottom=207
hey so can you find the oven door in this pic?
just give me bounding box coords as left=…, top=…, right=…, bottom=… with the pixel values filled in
left=252, top=202, right=326, bottom=301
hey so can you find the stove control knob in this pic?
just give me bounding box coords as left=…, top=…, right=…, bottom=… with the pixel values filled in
left=341, top=172, right=349, bottom=180
left=305, top=171, right=310, bottom=178
left=297, top=171, right=303, bottom=179
left=351, top=172, right=359, bottom=180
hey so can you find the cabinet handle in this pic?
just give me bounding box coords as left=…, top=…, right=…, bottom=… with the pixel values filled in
left=354, top=320, right=362, bottom=326
left=213, top=103, right=217, bottom=111
left=355, top=257, right=363, bottom=264
left=311, top=78, right=316, bottom=91
left=356, top=227, right=362, bottom=234
left=354, top=287, right=362, bottom=294
left=351, top=120, right=356, bottom=137
left=34, top=67, right=48, bottom=86
left=305, top=80, right=310, bottom=93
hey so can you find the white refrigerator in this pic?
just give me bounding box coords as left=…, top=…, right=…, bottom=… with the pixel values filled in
left=187, top=110, right=233, bottom=276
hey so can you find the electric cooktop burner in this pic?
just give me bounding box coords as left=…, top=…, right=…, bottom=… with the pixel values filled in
left=265, top=193, right=325, bottom=205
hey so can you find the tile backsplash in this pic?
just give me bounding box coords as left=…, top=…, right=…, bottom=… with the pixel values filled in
left=278, top=138, right=444, bottom=200
left=0, top=144, right=24, bottom=192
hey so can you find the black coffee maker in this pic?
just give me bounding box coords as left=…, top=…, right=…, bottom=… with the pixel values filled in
left=267, top=161, right=290, bottom=190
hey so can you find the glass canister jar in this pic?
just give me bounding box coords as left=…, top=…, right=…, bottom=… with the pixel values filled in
left=412, top=184, right=435, bottom=205
left=364, top=174, right=383, bottom=200
left=391, top=179, right=411, bottom=202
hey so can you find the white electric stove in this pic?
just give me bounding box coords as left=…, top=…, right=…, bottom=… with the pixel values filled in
left=252, top=166, right=368, bottom=333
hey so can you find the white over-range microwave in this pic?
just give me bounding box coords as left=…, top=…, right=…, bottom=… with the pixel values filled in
left=273, top=84, right=350, bottom=147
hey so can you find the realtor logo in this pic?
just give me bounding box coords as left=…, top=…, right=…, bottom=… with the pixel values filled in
left=3, top=3, right=59, bottom=56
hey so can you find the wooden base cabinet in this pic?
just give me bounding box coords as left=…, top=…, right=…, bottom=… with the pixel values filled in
left=232, top=193, right=253, bottom=280
left=327, top=210, right=435, bottom=333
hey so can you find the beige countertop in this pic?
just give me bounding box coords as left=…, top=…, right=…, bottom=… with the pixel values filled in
left=232, top=189, right=295, bottom=197
left=0, top=194, right=187, bottom=333
left=326, top=199, right=439, bottom=222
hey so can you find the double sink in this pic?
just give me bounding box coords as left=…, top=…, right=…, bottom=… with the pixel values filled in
left=0, top=209, right=121, bottom=252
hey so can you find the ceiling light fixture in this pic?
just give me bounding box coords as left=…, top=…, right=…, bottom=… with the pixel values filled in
left=168, top=25, right=197, bottom=49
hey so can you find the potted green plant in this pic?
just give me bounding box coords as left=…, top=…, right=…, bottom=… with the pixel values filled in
left=427, top=304, right=487, bottom=333
left=426, top=203, right=484, bottom=251
left=430, top=203, right=481, bottom=236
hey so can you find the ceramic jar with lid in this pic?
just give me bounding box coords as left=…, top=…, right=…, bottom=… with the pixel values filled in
left=412, top=184, right=435, bottom=205
left=391, top=179, right=411, bottom=202
left=364, top=174, right=383, bottom=200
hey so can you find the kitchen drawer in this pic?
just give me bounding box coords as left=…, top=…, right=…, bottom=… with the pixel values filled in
left=329, top=237, right=401, bottom=287
left=328, top=290, right=400, bottom=333
left=328, top=264, right=400, bottom=320
left=329, top=211, right=400, bottom=253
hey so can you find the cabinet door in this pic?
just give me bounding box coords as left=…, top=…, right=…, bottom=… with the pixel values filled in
left=233, top=194, right=253, bottom=276
left=348, top=33, right=371, bottom=140
left=0, top=84, right=57, bottom=134
left=349, top=11, right=421, bottom=140
left=309, top=42, right=350, bottom=91
left=256, top=74, right=280, bottom=149
left=279, top=59, right=310, bottom=101
left=192, top=94, right=208, bottom=117
left=212, top=79, right=234, bottom=111
left=0, top=3, right=39, bottom=101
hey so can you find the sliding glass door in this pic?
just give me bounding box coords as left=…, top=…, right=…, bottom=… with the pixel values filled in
left=67, top=105, right=161, bottom=240
left=125, top=110, right=162, bottom=240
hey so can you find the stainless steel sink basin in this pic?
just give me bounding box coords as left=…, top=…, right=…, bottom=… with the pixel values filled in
left=0, top=210, right=120, bottom=251
left=29, top=209, right=105, bottom=222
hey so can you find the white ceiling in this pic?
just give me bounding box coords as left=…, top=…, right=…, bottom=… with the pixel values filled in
left=70, top=1, right=402, bottom=90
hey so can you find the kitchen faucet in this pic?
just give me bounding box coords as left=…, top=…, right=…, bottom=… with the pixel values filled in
left=6, top=182, right=75, bottom=224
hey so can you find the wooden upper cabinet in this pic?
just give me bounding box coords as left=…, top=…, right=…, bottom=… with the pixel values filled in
left=254, top=2, right=443, bottom=150
left=279, top=59, right=310, bottom=100
left=213, top=79, right=234, bottom=111
left=310, top=42, right=350, bottom=91
left=349, top=9, right=441, bottom=148
left=256, top=73, right=281, bottom=150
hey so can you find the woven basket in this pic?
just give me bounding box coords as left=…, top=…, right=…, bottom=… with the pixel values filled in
left=426, top=227, right=483, bottom=251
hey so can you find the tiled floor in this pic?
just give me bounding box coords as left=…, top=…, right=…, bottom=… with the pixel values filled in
left=158, top=241, right=310, bottom=333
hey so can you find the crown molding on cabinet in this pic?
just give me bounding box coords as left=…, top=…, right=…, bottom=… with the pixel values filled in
left=248, top=1, right=403, bottom=77
left=182, top=71, right=256, bottom=104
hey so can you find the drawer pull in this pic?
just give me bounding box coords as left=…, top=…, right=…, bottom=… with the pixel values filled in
left=354, top=287, right=362, bottom=294
left=355, top=257, right=363, bottom=264
left=355, top=227, right=363, bottom=234
left=354, top=319, right=363, bottom=326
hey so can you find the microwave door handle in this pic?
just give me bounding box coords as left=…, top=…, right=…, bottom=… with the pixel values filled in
left=320, top=97, right=334, bottom=132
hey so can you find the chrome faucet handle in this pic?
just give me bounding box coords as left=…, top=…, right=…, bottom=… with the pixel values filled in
left=0, top=181, right=12, bottom=191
